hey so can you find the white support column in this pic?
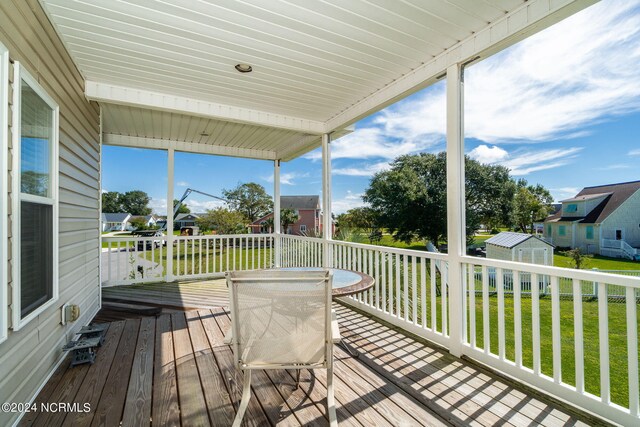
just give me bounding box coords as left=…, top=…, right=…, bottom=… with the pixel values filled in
left=322, top=133, right=332, bottom=267
left=166, top=148, right=175, bottom=282
left=446, top=63, right=465, bottom=357
left=274, top=159, right=281, bottom=267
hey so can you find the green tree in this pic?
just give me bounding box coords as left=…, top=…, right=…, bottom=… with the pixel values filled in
left=264, top=209, right=300, bottom=233
left=512, top=179, right=553, bottom=233
left=197, top=208, right=247, bottom=234
left=336, top=207, right=381, bottom=244
left=222, top=182, right=273, bottom=222
left=565, top=248, right=591, bottom=269
left=173, top=199, right=190, bottom=214
left=101, top=191, right=122, bottom=213
left=280, top=209, right=299, bottom=232
left=129, top=217, right=148, bottom=231
left=364, top=153, right=514, bottom=245
left=120, top=190, right=152, bottom=216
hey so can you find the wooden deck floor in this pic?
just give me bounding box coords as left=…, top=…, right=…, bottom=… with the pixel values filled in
left=102, top=279, right=229, bottom=310
left=21, top=281, right=600, bottom=427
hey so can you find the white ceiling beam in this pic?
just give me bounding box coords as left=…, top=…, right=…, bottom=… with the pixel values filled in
left=325, top=0, right=597, bottom=131
left=87, top=81, right=326, bottom=134
left=103, top=134, right=277, bottom=160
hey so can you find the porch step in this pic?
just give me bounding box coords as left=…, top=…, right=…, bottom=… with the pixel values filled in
left=101, top=300, right=162, bottom=316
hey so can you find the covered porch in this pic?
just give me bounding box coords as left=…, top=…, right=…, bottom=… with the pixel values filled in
left=24, top=280, right=593, bottom=427
left=2, top=1, right=637, bottom=426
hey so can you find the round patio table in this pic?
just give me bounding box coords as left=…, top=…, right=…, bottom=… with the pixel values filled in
left=280, top=267, right=374, bottom=298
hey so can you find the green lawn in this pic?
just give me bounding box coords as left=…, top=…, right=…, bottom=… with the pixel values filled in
left=554, top=253, right=640, bottom=271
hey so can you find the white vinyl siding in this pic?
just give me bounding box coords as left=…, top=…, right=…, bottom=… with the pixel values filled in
left=0, top=42, right=8, bottom=344
left=0, top=2, right=101, bottom=425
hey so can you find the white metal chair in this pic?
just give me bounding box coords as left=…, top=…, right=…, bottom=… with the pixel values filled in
left=227, top=269, right=340, bottom=427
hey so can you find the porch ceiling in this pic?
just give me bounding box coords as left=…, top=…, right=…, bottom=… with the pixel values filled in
left=40, top=0, right=594, bottom=160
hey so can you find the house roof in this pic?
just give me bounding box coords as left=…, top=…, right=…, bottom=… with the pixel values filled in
left=175, top=213, right=200, bottom=221
left=546, top=180, right=640, bottom=224
left=560, top=192, right=611, bottom=203
left=102, top=213, right=131, bottom=222
left=485, top=232, right=553, bottom=249
left=281, top=195, right=320, bottom=210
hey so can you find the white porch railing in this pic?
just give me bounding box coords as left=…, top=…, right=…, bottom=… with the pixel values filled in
left=101, top=234, right=274, bottom=286
left=601, top=238, right=638, bottom=260
left=461, top=257, right=640, bottom=426
left=100, top=233, right=640, bottom=425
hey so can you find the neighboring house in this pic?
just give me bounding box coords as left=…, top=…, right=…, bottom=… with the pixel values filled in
left=544, top=181, right=640, bottom=259
left=533, top=203, right=561, bottom=234
left=101, top=213, right=132, bottom=232
left=175, top=213, right=201, bottom=229
left=250, top=195, right=324, bottom=235
left=486, top=232, right=554, bottom=266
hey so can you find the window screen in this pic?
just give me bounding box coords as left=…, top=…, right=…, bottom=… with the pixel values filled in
left=20, top=201, right=53, bottom=317
left=559, top=225, right=566, bottom=236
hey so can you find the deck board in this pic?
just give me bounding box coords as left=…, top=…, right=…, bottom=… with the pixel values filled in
left=122, top=317, right=155, bottom=427
left=89, top=319, right=140, bottom=427
left=171, top=313, right=210, bottom=427
left=61, top=321, right=126, bottom=427
left=185, top=311, right=235, bottom=427
left=21, top=280, right=605, bottom=427
left=151, top=314, right=180, bottom=427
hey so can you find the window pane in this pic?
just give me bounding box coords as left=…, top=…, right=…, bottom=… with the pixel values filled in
left=20, top=201, right=53, bottom=318
left=21, top=79, right=52, bottom=197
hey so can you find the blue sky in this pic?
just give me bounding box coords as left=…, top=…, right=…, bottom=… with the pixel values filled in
left=103, top=0, right=640, bottom=215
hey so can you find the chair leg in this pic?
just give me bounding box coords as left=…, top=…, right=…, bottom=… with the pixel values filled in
left=295, top=369, right=301, bottom=390
left=327, top=364, right=337, bottom=427
left=232, top=370, right=252, bottom=427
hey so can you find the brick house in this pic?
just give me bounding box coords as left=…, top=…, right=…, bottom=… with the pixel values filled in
left=251, top=195, right=325, bottom=235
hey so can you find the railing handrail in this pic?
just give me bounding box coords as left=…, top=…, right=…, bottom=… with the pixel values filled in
left=464, top=255, right=640, bottom=288
left=103, top=233, right=271, bottom=241
left=326, top=238, right=449, bottom=261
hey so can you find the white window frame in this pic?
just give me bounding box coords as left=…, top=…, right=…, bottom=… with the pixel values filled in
left=0, top=42, right=9, bottom=343
left=300, top=224, right=307, bottom=232
left=11, top=62, right=59, bottom=331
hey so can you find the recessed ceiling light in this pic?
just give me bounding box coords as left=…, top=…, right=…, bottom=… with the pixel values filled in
left=235, top=63, right=253, bottom=73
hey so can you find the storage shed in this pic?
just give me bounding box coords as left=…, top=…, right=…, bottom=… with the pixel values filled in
left=485, top=232, right=554, bottom=265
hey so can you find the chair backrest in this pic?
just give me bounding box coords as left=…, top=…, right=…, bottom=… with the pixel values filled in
left=227, top=269, right=332, bottom=369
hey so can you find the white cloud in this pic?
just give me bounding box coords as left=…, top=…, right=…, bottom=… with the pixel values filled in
left=333, top=161, right=391, bottom=177
left=468, top=145, right=508, bottom=164
left=148, top=197, right=224, bottom=214
left=306, top=127, right=442, bottom=161
left=470, top=145, right=583, bottom=175
left=551, top=187, right=580, bottom=199
left=500, top=147, right=583, bottom=175
left=263, top=171, right=309, bottom=185
left=148, top=198, right=167, bottom=214
left=185, top=199, right=225, bottom=212
left=463, top=1, right=640, bottom=143
left=176, top=181, right=189, bottom=187
left=629, top=149, right=640, bottom=156
left=332, top=191, right=366, bottom=214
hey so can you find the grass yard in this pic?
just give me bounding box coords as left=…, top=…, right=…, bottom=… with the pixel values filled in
left=554, top=253, right=640, bottom=271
